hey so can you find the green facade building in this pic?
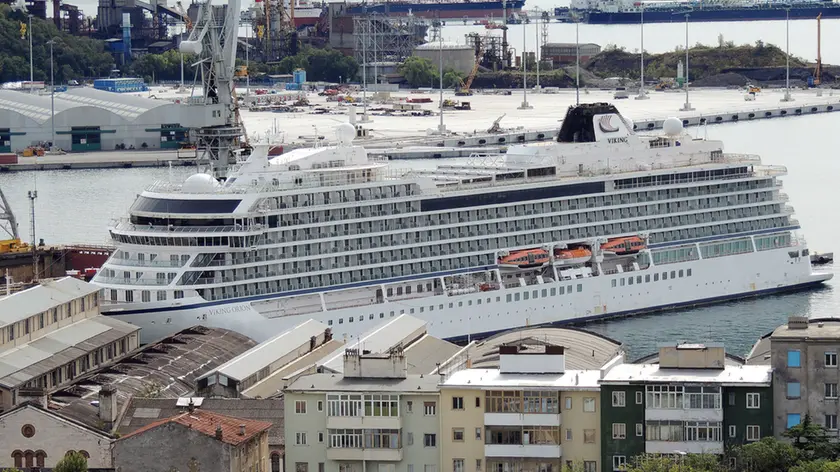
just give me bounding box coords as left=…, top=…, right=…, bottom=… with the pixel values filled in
left=598, top=344, right=773, bottom=471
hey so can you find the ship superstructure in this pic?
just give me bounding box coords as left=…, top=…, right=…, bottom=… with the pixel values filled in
left=93, top=103, right=831, bottom=342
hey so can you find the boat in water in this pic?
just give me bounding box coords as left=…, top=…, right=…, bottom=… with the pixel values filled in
left=344, top=0, right=525, bottom=19
left=556, top=0, right=840, bottom=24
left=92, top=102, right=832, bottom=344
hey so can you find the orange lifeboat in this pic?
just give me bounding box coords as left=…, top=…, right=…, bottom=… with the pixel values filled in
left=554, top=247, right=592, bottom=265
left=601, top=236, right=646, bottom=255
left=498, top=248, right=551, bottom=269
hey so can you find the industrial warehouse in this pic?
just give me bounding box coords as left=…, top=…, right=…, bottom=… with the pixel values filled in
left=0, top=87, right=215, bottom=152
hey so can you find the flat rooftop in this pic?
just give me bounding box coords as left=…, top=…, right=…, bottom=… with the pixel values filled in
left=601, top=363, right=772, bottom=387
left=0, top=277, right=98, bottom=328
left=0, top=315, right=139, bottom=388
left=286, top=372, right=440, bottom=393
left=746, top=318, right=840, bottom=365
left=442, top=368, right=603, bottom=390
left=320, top=315, right=457, bottom=374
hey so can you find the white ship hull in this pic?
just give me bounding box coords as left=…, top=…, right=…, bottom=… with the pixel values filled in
left=105, top=245, right=829, bottom=344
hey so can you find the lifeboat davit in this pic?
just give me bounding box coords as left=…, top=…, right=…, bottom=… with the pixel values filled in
left=554, top=247, right=592, bottom=265
left=601, top=236, right=646, bottom=255
left=498, top=248, right=551, bottom=269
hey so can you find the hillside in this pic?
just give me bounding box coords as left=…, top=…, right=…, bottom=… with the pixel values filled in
left=585, top=43, right=809, bottom=83
left=0, top=4, right=113, bottom=84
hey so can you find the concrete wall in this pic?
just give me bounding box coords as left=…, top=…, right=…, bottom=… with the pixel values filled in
left=284, top=389, right=441, bottom=472
left=561, top=391, right=601, bottom=471
left=771, top=337, right=840, bottom=437
left=0, top=405, right=113, bottom=469
left=113, top=422, right=233, bottom=472
left=440, top=388, right=484, bottom=472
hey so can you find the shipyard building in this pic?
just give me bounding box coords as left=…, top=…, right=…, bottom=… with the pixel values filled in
left=0, top=87, right=221, bottom=153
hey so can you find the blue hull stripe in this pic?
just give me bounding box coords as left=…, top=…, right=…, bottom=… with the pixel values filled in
left=443, top=279, right=828, bottom=344
left=102, top=225, right=801, bottom=316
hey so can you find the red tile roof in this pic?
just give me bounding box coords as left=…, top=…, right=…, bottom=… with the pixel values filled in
left=119, top=408, right=272, bottom=446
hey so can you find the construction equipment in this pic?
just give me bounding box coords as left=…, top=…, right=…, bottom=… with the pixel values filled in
left=814, top=13, right=822, bottom=86
left=487, top=113, right=506, bottom=133
left=175, top=1, right=192, bottom=31
left=457, top=33, right=484, bottom=96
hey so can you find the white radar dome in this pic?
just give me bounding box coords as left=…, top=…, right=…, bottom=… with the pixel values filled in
left=183, top=173, right=220, bottom=192
left=662, top=117, right=684, bottom=137
left=336, top=122, right=356, bottom=145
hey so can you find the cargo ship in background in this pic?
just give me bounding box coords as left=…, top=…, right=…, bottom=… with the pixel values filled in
left=555, top=0, right=840, bottom=23
left=343, top=0, right=526, bottom=19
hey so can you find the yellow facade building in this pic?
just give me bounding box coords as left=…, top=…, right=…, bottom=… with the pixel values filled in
left=440, top=344, right=620, bottom=472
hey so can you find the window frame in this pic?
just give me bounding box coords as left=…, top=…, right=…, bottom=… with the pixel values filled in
left=746, top=392, right=760, bottom=409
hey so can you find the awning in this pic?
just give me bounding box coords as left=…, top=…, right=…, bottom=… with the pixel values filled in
left=56, top=129, right=117, bottom=135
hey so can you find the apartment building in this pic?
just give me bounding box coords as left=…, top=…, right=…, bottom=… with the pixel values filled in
left=747, top=316, right=840, bottom=436
left=600, top=344, right=773, bottom=471
left=284, top=346, right=441, bottom=472
left=440, top=343, right=620, bottom=472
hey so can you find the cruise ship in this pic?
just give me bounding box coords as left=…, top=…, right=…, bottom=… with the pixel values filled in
left=92, top=103, right=832, bottom=343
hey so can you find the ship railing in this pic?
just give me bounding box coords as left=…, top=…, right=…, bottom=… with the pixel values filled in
left=612, top=170, right=752, bottom=190
left=94, top=276, right=171, bottom=286
left=717, top=153, right=762, bottom=164
left=107, top=257, right=186, bottom=268
left=113, top=219, right=265, bottom=234
left=753, top=165, right=788, bottom=177
left=145, top=165, right=395, bottom=195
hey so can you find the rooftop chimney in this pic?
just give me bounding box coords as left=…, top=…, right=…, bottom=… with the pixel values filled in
left=788, top=316, right=810, bottom=330
left=499, top=344, right=566, bottom=374
left=239, top=424, right=246, bottom=436
left=98, top=385, right=119, bottom=431
left=215, top=424, right=223, bottom=440
left=16, top=387, right=48, bottom=408
left=188, top=399, right=195, bottom=413
left=659, top=344, right=725, bottom=370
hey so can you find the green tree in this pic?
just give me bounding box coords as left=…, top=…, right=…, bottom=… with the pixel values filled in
left=442, top=69, right=464, bottom=89
left=399, top=56, right=437, bottom=88
left=3, top=468, right=25, bottom=472
left=785, top=414, right=837, bottom=460
left=735, top=436, right=801, bottom=472
left=0, top=4, right=114, bottom=83
left=54, top=452, right=88, bottom=472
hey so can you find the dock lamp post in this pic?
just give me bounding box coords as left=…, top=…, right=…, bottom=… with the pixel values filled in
left=48, top=39, right=56, bottom=150
left=678, top=9, right=694, bottom=111
left=572, top=11, right=581, bottom=106
left=781, top=4, right=793, bottom=102
left=28, top=14, right=33, bottom=91
left=635, top=2, right=649, bottom=99
left=518, top=22, right=532, bottom=109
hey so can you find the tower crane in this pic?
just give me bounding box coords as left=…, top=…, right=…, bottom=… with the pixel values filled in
left=456, top=33, right=485, bottom=96
left=175, top=1, right=192, bottom=32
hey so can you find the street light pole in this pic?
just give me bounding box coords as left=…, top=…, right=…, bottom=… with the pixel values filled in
left=575, top=16, right=580, bottom=105
left=535, top=10, right=540, bottom=91
left=680, top=12, right=694, bottom=111
left=28, top=14, right=33, bottom=91
left=360, top=16, right=370, bottom=122
left=48, top=39, right=55, bottom=150
left=245, top=23, right=250, bottom=98
left=438, top=29, right=446, bottom=133
left=636, top=2, right=648, bottom=99
left=782, top=6, right=793, bottom=101
left=518, top=22, right=531, bottom=109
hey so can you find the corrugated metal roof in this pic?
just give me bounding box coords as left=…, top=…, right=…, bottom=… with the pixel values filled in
left=0, top=277, right=99, bottom=328
left=0, top=316, right=139, bottom=388
left=52, top=326, right=257, bottom=430
left=198, top=319, right=329, bottom=383
left=0, top=87, right=173, bottom=124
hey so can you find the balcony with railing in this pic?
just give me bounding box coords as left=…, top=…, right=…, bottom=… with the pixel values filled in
left=484, top=391, right=562, bottom=426
left=326, top=395, right=402, bottom=430
left=484, top=426, right=562, bottom=458
left=645, top=386, right=722, bottom=422
left=326, top=429, right=402, bottom=462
